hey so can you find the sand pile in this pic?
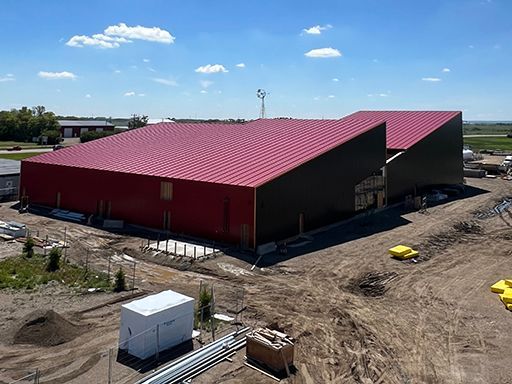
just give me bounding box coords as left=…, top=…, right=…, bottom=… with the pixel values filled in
left=12, top=309, right=81, bottom=346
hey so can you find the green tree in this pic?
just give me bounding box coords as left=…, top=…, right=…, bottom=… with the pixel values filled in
left=114, top=268, right=126, bottom=292
left=128, top=114, right=148, bottom=129
left=46, top=247, right=61, bottom=272
left=23, top=237, right=35, bottom=258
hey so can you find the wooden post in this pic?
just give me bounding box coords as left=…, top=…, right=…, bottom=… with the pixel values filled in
left=63, top=227, right=67, bottom=261
left=194, top=246, right=197, bottom=259
left=107, top=254, right=112, bottom=281
left=184, top=244, right=187, bottom=257
left=132, top=261, right=136, bottom=293
left=165, top=239, right=169, bottom=253
left=211, top=285, right=215, bottom=341
left=174, top=242, right=177, bottom=254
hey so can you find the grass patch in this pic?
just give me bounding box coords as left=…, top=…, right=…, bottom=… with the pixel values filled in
left=464, top=136, right=512, bottom=152
left=0, top=254, right=111, bottom=290
left=0, top=152, right=45, bottom=161
left=0, top=141, right=53, bottom=150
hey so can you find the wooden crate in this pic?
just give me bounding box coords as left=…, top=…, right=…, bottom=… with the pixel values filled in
left=246, top=334, right=294, bottom=373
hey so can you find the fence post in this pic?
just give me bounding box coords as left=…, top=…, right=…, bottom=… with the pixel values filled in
left=211, top=285, right=216, bottom=341
left=184, top=244, right=187, bottom=257
left=165, top=239, right=168, bottom=253
left=204, top=245, right=206, bottom=256
left=194, top=246, right=197, bottom=259
left=156, top=324, right=160, bottom=363
left=174, top=242, right=177, bottom=254
left=108, top=348, right=113, bottom=384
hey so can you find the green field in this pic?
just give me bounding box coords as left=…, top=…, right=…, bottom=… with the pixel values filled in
left=464, top=136, right=512, bottom=151
left=0, top=152, right=43, bottom=161
left=463, top=123, right=512, bottom=136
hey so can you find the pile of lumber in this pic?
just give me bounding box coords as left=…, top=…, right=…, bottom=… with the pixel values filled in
left=491, top=279, right=512, bottom=310
left=388, top=245, right=419, bottom=260
left=246, top=328, right=294, bottom=376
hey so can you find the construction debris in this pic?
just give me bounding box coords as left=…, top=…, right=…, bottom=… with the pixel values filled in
left=356, top=271, right=398, bottom=297
left=388, top=245, right=419, bottom=260
left=245, top=328, right=294, bottom=377
left=490, top=279, right=512, bottom=310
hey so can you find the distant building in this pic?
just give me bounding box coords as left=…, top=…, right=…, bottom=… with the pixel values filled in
left=0, top=159, right=20, bottom=201
left=58, top=120, right=115, bottom=138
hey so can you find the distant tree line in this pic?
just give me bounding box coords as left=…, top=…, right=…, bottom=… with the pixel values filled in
left=0, top=106, right=60, bottom=143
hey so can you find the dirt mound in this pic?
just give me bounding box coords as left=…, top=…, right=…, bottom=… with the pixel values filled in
left=12, top=310, right=82, bottom=346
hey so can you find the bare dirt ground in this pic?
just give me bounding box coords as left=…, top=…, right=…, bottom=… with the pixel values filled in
left=1, top=178, right=512, bottom=383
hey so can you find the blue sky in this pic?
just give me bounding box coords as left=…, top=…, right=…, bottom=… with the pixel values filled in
left=0, top=0, right=510, bottom=120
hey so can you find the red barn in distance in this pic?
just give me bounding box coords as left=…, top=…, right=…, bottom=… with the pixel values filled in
left=21, top=111, right=462, bottom=250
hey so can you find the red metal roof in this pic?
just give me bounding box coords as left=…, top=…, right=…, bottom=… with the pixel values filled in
left=343, top=111, right=461, bottom=150
left=24, top=118, right=383, bottom=187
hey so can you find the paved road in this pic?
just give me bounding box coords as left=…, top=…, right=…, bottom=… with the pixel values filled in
left=0, top=148, right=54, bottom=154
left=463, top=134, right=508, bottom=138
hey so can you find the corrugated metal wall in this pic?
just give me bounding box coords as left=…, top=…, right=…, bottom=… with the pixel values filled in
left=255, top=123, right=387, bottom=245
left=386, top=113, right=463, bottom=201
left=20, top=162, right=255, bottom=246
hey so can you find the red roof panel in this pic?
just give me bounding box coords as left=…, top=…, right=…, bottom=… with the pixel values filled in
left=343, top=111, right=461, bottom=150
left=25, top=118, right=383, bottom=187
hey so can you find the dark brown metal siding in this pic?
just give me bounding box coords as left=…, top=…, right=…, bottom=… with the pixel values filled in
left=255, top=123, right=386, bottom=245
left=386, top=113, right=463, bottom=201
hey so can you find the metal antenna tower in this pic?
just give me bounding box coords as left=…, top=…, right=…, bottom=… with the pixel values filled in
left=256, top=89, right=266, bottom=118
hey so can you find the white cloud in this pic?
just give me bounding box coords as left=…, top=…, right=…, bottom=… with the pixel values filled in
left=422, top=77, right=442, bottom=82
left=235, top=63, right=246, bottom=68
left=143, top=58, right=150, bottom=63
left=368, top=93, right=389, bottom=97
left=469, top=45, right=475, bottom=49
left=304, top=47, right=342, bottom=58
left=302, top=24, right=332, bottom=35
left=66, top=34, right=129, bottom=49
left=200, top=80, right=213, bottom=89
left=114, top=70, right=121, bottom=74
left=327, top=95, right=335, bottom=98
left=104, top=23, right=174, bottom=44
left=313, top=96, right=320, bottom=101
left=442, top=68, right=451, bottom=72
left=38, top=71, right=76, bottom=80
left=0, top=74, right=15, bottom=82
left=85, top=94, right=91, bottom=98
left=200, top=90, right=208, bottom=94
left=195, top=64, right=228, bottom=74
left=332, top=78, right=339, bottom=82
left=66, top=23, right=173, bottom=49
left=124, top=91, right=135, bottom=96
left=152, top=78, right=178, bottom=86
left=147, top=67, right=156, bottom=72
left=138, top=93, right=146, bottom=97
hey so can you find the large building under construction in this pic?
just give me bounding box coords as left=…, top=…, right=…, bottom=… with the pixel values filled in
left=20, top=111, right=462, bottom=249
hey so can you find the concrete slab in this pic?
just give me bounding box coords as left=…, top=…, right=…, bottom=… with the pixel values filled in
left=148, top=239, right=218, bottom=259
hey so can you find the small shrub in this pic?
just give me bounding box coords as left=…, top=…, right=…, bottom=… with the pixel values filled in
left=46, top=248, right=61, bottom=272
left=114, top=268, right=126, bottom=292
left=23, top=237, right=35, bottom=258
left=196, top=284, right=213, bottom=327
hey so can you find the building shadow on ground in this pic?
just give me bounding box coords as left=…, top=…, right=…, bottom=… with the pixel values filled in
left=224, top=184, right=490, bottom=267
